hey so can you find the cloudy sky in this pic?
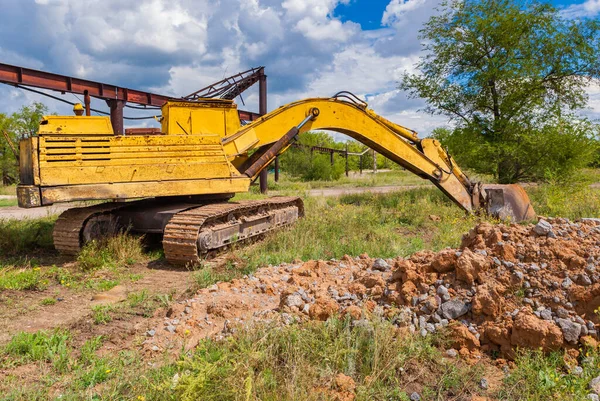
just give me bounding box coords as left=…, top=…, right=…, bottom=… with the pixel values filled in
left=0, top=0, right=598, bottom=136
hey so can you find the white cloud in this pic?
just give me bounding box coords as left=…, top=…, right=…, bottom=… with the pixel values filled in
left=563, top=0, right=600, bottom=18
left=382, top=0, right=428, bottom=26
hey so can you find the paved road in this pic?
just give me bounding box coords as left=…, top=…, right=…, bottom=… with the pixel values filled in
left=0, top=185, right=431, bottom=220
left=288, top=184, right=429, bottom=198
left=0, top=203, right=76, bottom=220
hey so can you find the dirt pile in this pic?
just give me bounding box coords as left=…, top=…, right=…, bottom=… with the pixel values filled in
left=144, top=217, right=600, bottom=359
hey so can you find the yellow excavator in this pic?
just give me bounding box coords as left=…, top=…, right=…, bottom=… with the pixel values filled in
left=16, top=92, right=535, bottom=265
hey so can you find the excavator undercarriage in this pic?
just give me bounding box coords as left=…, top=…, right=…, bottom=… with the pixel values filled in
left=17, top=91, right=536, bottom=266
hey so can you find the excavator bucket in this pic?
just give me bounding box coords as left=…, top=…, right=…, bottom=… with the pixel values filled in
left=480, top=184, right=536, bottom=222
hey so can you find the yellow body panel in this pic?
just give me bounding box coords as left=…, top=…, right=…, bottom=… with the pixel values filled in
left=36, top=177, right=250, bottom=204
left=39, top=116, right=114, bottom=136
left=160, top=100, right=241, bottom=137
left=37, top=135, right=238, bottom=186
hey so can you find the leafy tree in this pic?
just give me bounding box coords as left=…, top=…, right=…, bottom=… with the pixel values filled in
left=0, top=102, right=48, bottom=185
left=279, top=132, right=346, bottom=181
left=401, top=0, right=600, bottom=183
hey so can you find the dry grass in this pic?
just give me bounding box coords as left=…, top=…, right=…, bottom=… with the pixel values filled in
left=77, top=233, right=145, bottom=271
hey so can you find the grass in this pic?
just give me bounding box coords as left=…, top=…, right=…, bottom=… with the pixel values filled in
left=0, top=198, right=17, bottom=207
left=0, top=265, right=46, bottom=291
left=2, top=171, right=600, bottom=399
left=0, top=184, right=16, bottom=196
left=237, top=187, right=480, bottom=271
left=173, top=316, right=484, bottom=401
left=91, top=304, right=114, bottom=324
left=88, top=289, right=174, bottom=325
left=40, top=297, right=56, bottom=306
left=77, top=233, right=145, bottom=271
left=2, top=329, right=71, bottom=372
left=0, top=217, right=56, bottom=257
left=4, top=318, right=600, bottom=400
left=498, top=348, right=600, bottom=400
left=0, top=318, right=485, bottom=400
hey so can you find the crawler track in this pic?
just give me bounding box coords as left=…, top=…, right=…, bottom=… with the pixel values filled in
left=53, top=202, right=130, bottom=255
left=162, top=197, right=304, bottom=266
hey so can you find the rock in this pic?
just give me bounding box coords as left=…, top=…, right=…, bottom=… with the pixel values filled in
left=588, top=394, right=599, bottom=401
left=309, top=296, right=339, bottom=321
left=540, top=309, right=553, bottom=321
left=410, top=392, right=421, bottom=401
left=334, top=373, right=356, bottom=392
left=556, top=307, right=569, bottom=319
left=480, top=378, right=489, bottom=390
left=440, top=299, right=471, bottom=320
left=436, top=285, right=449, bottom=297
left=511, top=312, right=563, bottom=350
left=448, top=324, right=480, bottom=350
left=455, top=249, right=490, bottom=285
left=572, top=366, right=584, bottom=376
left=344, top=305, right=362, bottom=320
left=534, top=220, right=553, bottom=236
left=590, top=376, right=600, bottom=395
left=372, top=258, right=390, bottom=271
left=282, top=293, right=304, bottom=309
left=562, top=277, right=573, bottom=289
left=472, top=284, right=503, bottom=316
left=431, top=250, right=457, bottom=273
left=446, top=348, right=458, bottom=358
left=91, top=285, right=128, bottom=304
left=359, top=275, right=386, bottom=289
left=146, top=329, right=156, bottom=337
left=165, top=325, right=176, bottom=334
left=557, top=318, right=582, bottom=344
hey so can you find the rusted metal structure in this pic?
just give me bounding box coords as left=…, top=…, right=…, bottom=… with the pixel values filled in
left=0, top=62, right=265, bottom=134
left=184, top=67, right=265, bottom=101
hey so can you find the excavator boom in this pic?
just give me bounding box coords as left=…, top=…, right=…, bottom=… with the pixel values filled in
left=16, top=93, right=535, bottom=265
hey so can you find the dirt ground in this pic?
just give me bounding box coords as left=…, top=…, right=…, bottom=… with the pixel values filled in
left=0, top=258, right=192, bottom=348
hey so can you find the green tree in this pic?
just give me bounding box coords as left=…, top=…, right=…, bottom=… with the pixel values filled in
left=401, top=0, right=600, bottom=183
left=0, top=102, right=48, bottom=185
left=280, top=131, right=346, bottom=181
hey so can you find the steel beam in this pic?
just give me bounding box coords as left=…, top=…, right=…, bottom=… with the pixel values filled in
left=107, top=99, right=125, bottom=135
left=0, top=62, right=261, bottom=121
left=259, top=72, right=268, bottom=193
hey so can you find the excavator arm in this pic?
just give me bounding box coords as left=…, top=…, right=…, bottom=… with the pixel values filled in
left=222, top=94, right=533, bottom=219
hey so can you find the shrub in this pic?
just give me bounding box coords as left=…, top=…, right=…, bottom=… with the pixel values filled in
left=0, top=217, right=55, bottom=257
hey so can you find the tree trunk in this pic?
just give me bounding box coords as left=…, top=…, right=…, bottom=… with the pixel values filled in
left=497, top=158, right=517, bottom=184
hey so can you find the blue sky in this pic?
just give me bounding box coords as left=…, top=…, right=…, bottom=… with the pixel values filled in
left=336, top=0, right=591, bottom=28
left=0, top=0, right=598, bottom=134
